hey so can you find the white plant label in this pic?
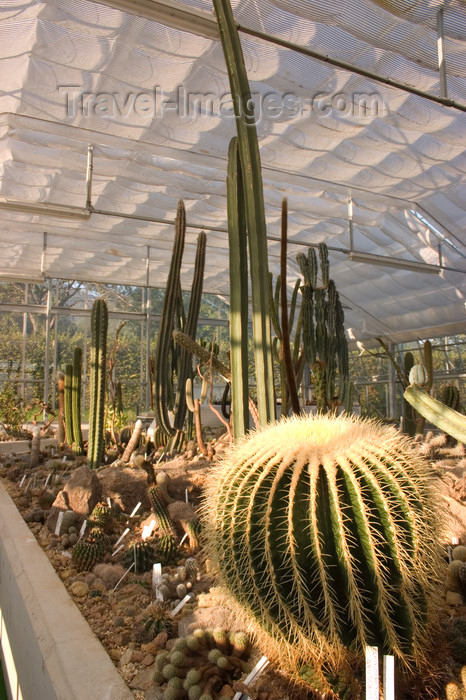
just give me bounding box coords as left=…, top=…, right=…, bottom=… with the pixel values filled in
left=55, top=511, right=64, bottom=536
left=113, top=527, right=130, bottom=549
left=179, top=532, right=188, bottom=546
left=365, top=646, right=379, bottom=700
left=113, top=562, right=134, bottom=591
left=170, top=594, right=192, bottom=618
left=130, top=501, right=141, bottom=517
left=78, top=519, right=87, bottom=542
left=19, top=474, right=26, bottom=488
left=383, top=655, right=395, bottom=700
left=106, top=497, right=111, bottom=507
left=112, top=543, right=125, bottom=557
left=142, top=519, right=156, bottom=541
left=232, top=656, right=270, bottom=700
left=152, top=563, right=162, bottom=599
left=44, top=473, right=51, bottom=488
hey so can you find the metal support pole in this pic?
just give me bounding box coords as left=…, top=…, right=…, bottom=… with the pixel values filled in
left=145, top=286, right=152, bottom=412
left=43, top=278, right=53, bottom=419
left=348, top=197, right=354, bottom=252
left=387, top=343, right=397, bottom=419
left=86, top=145, right=94, bottom=210
left=21, top=283, right=28, bottom=402
left=437, top=7, right=448, bottom=99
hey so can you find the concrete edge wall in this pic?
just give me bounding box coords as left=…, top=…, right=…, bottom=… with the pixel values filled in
left=0, top=481, right=133, bottom=700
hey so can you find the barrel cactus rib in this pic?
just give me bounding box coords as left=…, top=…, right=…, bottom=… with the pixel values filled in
left=203, top=414, right=444, bottom=681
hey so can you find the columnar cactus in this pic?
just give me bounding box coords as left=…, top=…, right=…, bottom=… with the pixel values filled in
left=72, top=346, right=84, bottom=455
left=64, top=363, right=74, bottom=446
left=88, top=298, right=108, bottom=469
left=297, top=243, right=349, bottom=412
left=203, top=413, right=444, bottom=687
left=71, top=527, right=107, bottom=571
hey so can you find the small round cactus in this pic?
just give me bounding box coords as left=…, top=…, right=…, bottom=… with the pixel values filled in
left=88, top=501, right=113, bottom=533
left=71, top=527, right=107, bottom=571
left=124, top=541, right=156, bottom=573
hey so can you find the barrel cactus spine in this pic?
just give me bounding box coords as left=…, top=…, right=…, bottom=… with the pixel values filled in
left=203, top=413, right=444, bottom=690
left=88, top=298, right=108, bottom=469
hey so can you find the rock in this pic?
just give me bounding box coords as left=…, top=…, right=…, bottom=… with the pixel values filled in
left=70, top=581, right=89, bottom=598
left=446, top=590, right=464, bottom=606
left=118, top=647, right=134, bottom=667
left=108, top=649, right=122, bottom=662
left=145, top=688, right=166, bottom=700
left=97, top=465, right=150, bottom=512
left=63, top=465, right=103, bottom=516
left=128, top=665, right=157, bottom=690
left=167, top=500, right=197, bottom=524
left=142, top=653, right=155, bottom=666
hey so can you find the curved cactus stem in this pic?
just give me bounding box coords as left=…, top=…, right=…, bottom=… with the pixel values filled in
left=121, top=419, right=142, bottom=463
left=64, top=363, right=74, bottom=446
left=174, top=229, right=207, bottom=432
left=213, top=0, right=275, bottom=426
left=404, top=384, right=466, bottom=443
left=227, top=137, right=250, bottom=439
left=88, top=298, right=108, bottom=469
left=280, top=198, right=301, bottom=416
left=72, top=346, right=84, bottom=455
left=153, top=200, right=186, bottom=437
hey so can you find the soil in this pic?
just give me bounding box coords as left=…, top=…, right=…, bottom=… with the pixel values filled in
left=0, top=429, right=465, bottom=700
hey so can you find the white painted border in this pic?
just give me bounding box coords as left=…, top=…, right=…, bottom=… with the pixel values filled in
left=0, top=481, right=133, bottom=700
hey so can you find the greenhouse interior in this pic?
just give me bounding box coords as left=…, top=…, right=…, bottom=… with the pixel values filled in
left=0, top=0, right=465, bottom=699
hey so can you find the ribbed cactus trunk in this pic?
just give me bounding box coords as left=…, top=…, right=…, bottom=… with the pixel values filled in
left=227, top=137, right=250, bottom=439
left=64, top=363, right=74, bottom=446
left=403, top=351, right=416, bottom=436
left=297, top=243, right=349, bottom=413
left=57, top=371, right=65, bottom=445
left=72, top=346, right=84, bottom=455
left=213, top=0, right=275, bottom=427
left=203, top=413, right=443, bottom=691
left=88, top=298, right=108, bottom=469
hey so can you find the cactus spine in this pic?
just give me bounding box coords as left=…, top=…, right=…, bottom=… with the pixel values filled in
left=88, top=298, right=108, bottom=469
left=203, top=413, right=444, bottom=685
left=213, top=0, right=275, bottom=427
left=72, top=346, right=84, bottom=455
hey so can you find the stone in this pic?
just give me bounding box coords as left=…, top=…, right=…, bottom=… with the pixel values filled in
left=62, top=465, right=103, bottom=516
left=145, top=688, right=166, bottom=700
left=70, top=581, right=89, bottom=598
left=118, top=647, right=134, bottom=667
left=446, top=590, right=464, bottom=606
left=128, top=665, right=157, bottom=690
left=142, top=653, right=154, bottom=666
left=97, top=465, right=150, bottom=513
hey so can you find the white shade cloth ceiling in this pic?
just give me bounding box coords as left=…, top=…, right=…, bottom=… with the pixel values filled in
left=0, top=0, right=465, bottom=344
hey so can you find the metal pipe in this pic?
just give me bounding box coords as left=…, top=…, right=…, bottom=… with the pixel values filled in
left=43, top=278, right=53, bottom=419
left=437, top=7, right=448, bottom=99
left=86, top=145, right=94, bottom=211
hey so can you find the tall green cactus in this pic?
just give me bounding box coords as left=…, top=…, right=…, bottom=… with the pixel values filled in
left=64, top=363, right=74, bottom=446
left=403, top=351, right=416, bottom=437
left=72, top=346, right=84, bottom=455
left=227, top=137, right=250, bottom=439
left=203, top=413, right=443, bottom=691
left=213, top=0, right=275, bottom=427
left=153, top=201, right=206, bottom=447
left=297, top=243, right=349, bottom=412
left=88, top=298, right=108, bottom=469
left=415, top=340, right=433, bottom=435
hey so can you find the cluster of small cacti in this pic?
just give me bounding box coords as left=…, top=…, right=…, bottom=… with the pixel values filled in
left=156, top=564, right=199, bottom=602
left=203, top=412, right=444, bottom=689
left=298, top=663, right=357, bottom=699
left=152, top=629, right=251, bottom=700
left=71, top=526, right=108, bottom=571
left=124, top=541, right=157, bottom=573
left=445, top=546, right=466, bottom=599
